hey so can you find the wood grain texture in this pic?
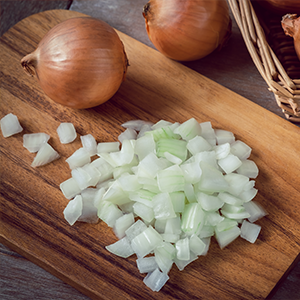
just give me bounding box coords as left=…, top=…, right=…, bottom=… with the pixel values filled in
left=1, top=9, right=300, bottom=300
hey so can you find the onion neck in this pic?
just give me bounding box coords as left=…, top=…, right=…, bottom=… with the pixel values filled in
left=21, top=51, right=38, bottom=76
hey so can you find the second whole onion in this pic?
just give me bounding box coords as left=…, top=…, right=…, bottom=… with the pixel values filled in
left=142, top=0, right=232, bottom=61
left=21, top=17, right=129, bottom=109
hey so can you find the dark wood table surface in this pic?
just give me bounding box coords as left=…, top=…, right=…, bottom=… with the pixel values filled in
left=1, top=1, right=299, bottom=299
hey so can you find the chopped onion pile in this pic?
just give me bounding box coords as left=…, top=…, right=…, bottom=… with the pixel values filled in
left=0, top=113, right=23, bottom=137
left=61, top=118, right=267, bottom=292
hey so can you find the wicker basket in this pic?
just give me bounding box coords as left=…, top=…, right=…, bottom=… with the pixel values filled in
left=228, top=0, right=300, bottom=122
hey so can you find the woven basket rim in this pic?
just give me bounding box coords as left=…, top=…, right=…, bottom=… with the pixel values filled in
left=228, top=0, right=300, bottom=122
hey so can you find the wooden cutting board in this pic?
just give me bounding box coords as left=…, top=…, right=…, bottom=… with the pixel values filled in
left=1, top=9, right=300, bottom=300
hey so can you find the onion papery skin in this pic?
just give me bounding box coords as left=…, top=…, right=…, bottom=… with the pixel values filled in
left=142, top=0, right=232, bottom=61
left=21, top=17, right=129, bottom=109
left=282, top=14, right=300, bottom=60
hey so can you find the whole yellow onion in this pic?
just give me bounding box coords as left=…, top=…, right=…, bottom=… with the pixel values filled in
left=142, top=0, right=232, bottom=61
left=21, top=17, right=128, bottom=109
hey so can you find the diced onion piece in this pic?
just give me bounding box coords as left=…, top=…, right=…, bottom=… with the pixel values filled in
left=31, top=143, right=60, bottom=167
left=133, top=202, right=154, bottom=223
left=81, top=134, right=97, bottom=156
left=213, top=143, right=231, bottom=160
left=198, top=161, right=229, bottom=193
left=199, top=121, right=216, bottom=146
left=243, top=201, right=268, bottom=222
left=117, top=173, right=142, bottom=192
left=60, top=177, right=81, bottom=200
left=157, top=165, right=185, bottom=193
left=23, top=133, right=50, bottom=153
left=151, top=119, right=173, bottom=130
left=103, top=181, right=132, bottom=206
left=98, top=201, right=123, bottom=227
left=164, top=216, right=182, bottom=235
left=118, top=128, right=137, bottom=143
left=125, top=219, right=148, bottom=242
left=97, top=141, right=120, bottom=154
left=91, top=157, right=114, bottom=182
left=77, top=188, right=99, bottom=223
left=152, top=193, right=176, bottom=220
left=122, top=119, right=154, bottom=131
left=136, top=256, right=159, bottom=273
left=225, top=173, right=250, bottom=196
left=230, top=140, right=252, bottom=160
left=110, top=139, right=135, bottom=167
left=236, top=160, right=259, bottom=178
left=196, top=192, right=224, bottom=211
left=129, top=189, right=155, bottom=207
left=131, top=226, right=163, bottom=257
left=113, top=212, right=135, bottom=239
left=187, top=135, right=212, bottom=155
left=214, top=129, right=235, bottom=145
left=164, top=151, right=182, bottom=164
left=174, top=251, right=198, bottom=271
left=134, top=134, right=156, bottom=161
left=180, top=162, right=202, bottom=184
left=173, top=117, right=201, bottom=141
left=215, top=225, right=241, bottom=249
left=175, top=237, right=190, bottom=260
left=218, top=192, right=243, bottom=206
left=160, top=233, right=180, bottom=243
left=181, top=203, right=205, bottom=236
left=189, top=234, right=206, bottom=256
left=215, top=218, right=238, bottom=232
left=71, top=167, right=92, bottom=190
left=169, top=192, right=185, bottom=213
left=205, top=212, right=224, bottom=226
left=239, top=188, right=258, bottom=203
left=218, top=154, right=242, bottom=174
left=154, top=251, right=174, bottom=274
left=221, top=203, right=251, bottom=219
left=57, top=123, right=77, bottom=144
left=106, top=236, right=135, bottom=258
left=0, top=113, right=23, bottom=137
left=82, top=163, right=101, bottom=187
left=143, top=268, right=169, bottom=292
left=240, top=220, right=261, bottom=243
left=66, top=147, right=91, bottom=169
left=156, top=138, right=187, bottom=161
left=199, top=225, right=215, bottom=238
left=63, top=195, right=83, bottom=225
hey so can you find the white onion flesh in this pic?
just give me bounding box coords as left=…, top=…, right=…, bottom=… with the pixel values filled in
left=31, top=143, right=60, bottom=167
left=1, top=113, right=23, bottom=137
left=57, top=123, right=77, bottom=144
left=59, top=118, right=266, bottom=292
left=23, top=133, right=50, bottom=153
left=81, top=134, right=97, bottom=156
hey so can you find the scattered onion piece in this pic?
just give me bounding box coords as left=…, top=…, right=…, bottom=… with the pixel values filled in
left=0, top=113, right=23, bottom=138
left=23, top=133, right=50, bottom=153
left=57, top=123, right=77, bottom=144
left=31, top=143, right=60, bottom=167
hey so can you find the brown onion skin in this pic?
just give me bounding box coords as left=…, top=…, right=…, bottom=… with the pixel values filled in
left=282, top=14, right=300, bottom=60
left=142, top=0, right=231, bottom=61
left=21, top=17, right=128, bottom=109
left=253, top=0, right=300, bottom=15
